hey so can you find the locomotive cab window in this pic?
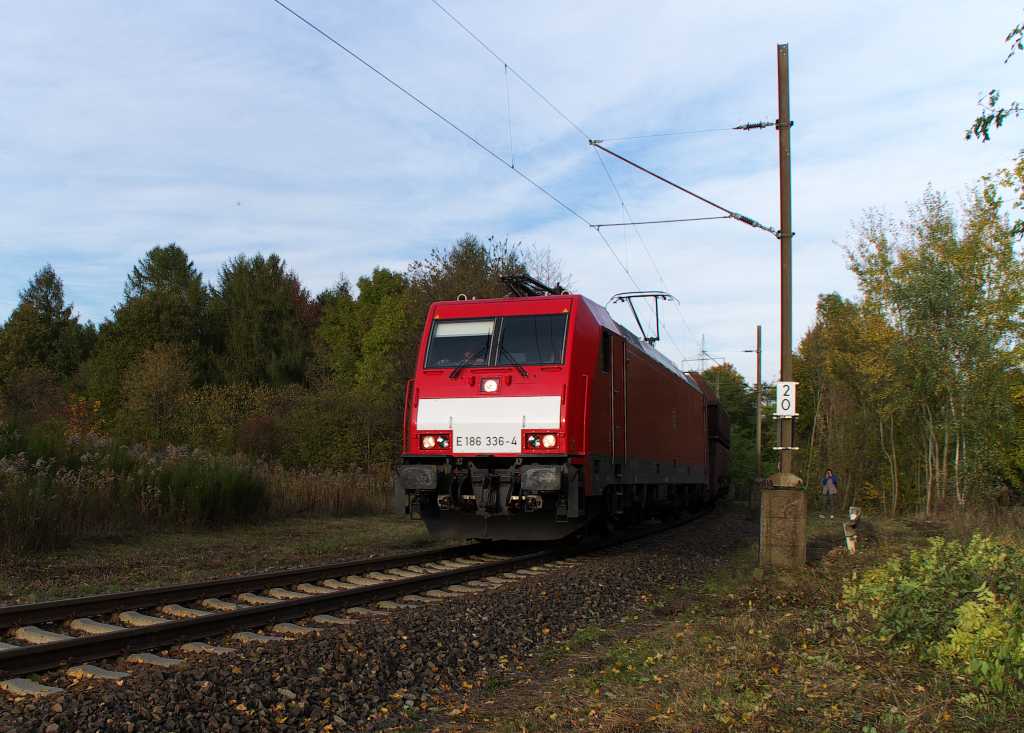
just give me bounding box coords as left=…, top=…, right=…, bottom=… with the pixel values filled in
left=424, top=319, right=495, bottom=368
left=496, top=314, right=569, bottom=366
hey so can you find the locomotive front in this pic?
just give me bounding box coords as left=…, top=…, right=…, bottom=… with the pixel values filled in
left=394, top=295, right=588, bottom=540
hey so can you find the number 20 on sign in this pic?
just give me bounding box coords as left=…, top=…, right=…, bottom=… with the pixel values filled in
left=776, top=381, right=798, bottom=417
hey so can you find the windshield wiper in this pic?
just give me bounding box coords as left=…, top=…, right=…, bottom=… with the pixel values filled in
left=450, top=343, right=489, bottom=380
left=499, top=344, right=529, bottom=377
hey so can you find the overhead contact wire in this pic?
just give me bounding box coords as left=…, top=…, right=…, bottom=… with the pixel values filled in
left=595, top=148, right=688, bottom=341
left=425, top=3, right=756, bottom=367
left=272, top=0, right=590, bottom=227
left=598, top=127, right=735, bottom=141
left=592, top=216, right=729, bottom=229
left=505, top=66, right=515, bottom=168
left=430, top=0, right=591, bottom=141
left=594, top=228, right=641, bottom=291
left=277, top=0, right=711, bottom=328
left=429, top=0, right=670, bottom=306
left=594, top=148, right=704, bottom=358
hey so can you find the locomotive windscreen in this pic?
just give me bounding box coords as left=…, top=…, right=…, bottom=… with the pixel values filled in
left=424, top=319, right=494, bottom=368
left=424, top=314, right=568, bottom=369
left=497, top=314, right=568, bottom=366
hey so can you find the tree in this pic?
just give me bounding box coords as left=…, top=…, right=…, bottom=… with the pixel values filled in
left=82, top=245, right=211, bottom=418
left=521, top=243, right=577, bottom=293
left=116, top=244, right=211, bottom=352
left=1, top=367, right=62, bottom=423
left=117, top=343, right=194, bottom=445
left=125, top=243, right=208, bottom=305
left=796, top=293, right=897, bottom=513
left=212, top=253, right=317, bottom=386
left=0, top=264, right=96, bottom=387
left=967, top=17, right=1024, bottom=142
left=313, top=268, right=412, bottom=465
left=968, top=14, right=1024, bottom=239
left=406, top=234, right=526, bottom=319
left=317, top=269, right=408, bottom=384
left=798, top=185, right=1024, bottom=514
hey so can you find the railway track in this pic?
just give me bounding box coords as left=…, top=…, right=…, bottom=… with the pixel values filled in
left=0, top=506, right=714, bottom=690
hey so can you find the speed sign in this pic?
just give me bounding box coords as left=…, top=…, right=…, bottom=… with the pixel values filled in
left=776, top=381, right=798, bottom=417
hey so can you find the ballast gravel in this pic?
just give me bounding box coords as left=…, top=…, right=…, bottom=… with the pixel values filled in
left=0, top=504, right=756, bottom=732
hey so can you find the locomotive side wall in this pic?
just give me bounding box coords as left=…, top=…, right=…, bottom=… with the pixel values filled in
left=622, top=344, right=705, bottom=467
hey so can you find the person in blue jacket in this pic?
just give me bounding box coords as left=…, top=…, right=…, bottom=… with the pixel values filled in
left=820, top=469, right=838, bottom=518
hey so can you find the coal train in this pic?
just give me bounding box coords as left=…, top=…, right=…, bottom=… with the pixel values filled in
left=394, top=278, right=730, bottom=540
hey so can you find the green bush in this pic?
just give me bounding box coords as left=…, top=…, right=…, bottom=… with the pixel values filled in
left=936, top=586, right=1024, bottom=692
left=844, top=535, right=1024, bottom=692
left=151, top=454, right=267, bottom=523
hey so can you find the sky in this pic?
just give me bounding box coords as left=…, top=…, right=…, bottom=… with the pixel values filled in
left=2, top=1, right=1022, bottom=388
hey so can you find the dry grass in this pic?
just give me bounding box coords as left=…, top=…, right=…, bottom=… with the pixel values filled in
left=924, top=502, right=1024, bottom=546
left=0, top=420, right=396, bottom=555
left=265, top=462, right=393, bottom=516
left=0, top=513, right=455, bottom=606
left=412, top=508, right=1024, bottom=732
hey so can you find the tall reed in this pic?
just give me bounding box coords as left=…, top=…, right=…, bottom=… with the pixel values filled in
left=0, top=420, right=394, bottom=556
left=263, top=462, right=393, bottom=517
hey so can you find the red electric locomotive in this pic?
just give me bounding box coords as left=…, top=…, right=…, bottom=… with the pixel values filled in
left=394, top=278, right=730, bottom=540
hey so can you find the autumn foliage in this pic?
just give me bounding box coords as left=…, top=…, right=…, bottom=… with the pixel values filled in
left=793, top=185, right=1024, bottom=514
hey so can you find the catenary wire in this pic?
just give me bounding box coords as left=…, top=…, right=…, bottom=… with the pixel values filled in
left=422, top=0, right=767, bottom=333
left=276, top=0, right=733, bottom=363
left=593, top=147, right=702, bottom=357
left=430, top=0, right=590, bottom=141
left=272, top=0, right=592, bottom=228
left=505, top=66, right=515, bottom=168
left=599, top=168, right=728, bottom=374
left=587, top=148, right=684, bottom=358
left=431, top=0, right=731, bottom=355
left=598, top=127, right=736, bottom=142
left=594, top=228, right=642, bottom=292
left=593, top=147, right=691, bottom=359
left=273, top=0, right=647, bottom=293
left=592, top=216, right=729, bottom=229
left=621, top=204, right=628, bottom=272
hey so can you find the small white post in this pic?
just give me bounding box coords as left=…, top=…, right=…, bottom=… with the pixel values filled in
left=844, top=506, right=861, bottom=553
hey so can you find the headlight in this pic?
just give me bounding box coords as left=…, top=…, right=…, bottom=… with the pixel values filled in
left=480, top=378, right=500, bottom=393
left=525, top=433, right=558, bottom=449
left=420, top=434, right=450, bottom=450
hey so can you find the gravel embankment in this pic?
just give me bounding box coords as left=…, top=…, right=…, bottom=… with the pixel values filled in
left=1, top=503, right=756, bottom=732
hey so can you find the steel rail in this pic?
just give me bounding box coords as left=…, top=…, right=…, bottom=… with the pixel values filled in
left=0, top=543, right=489, bottom=631
left=0, top=505, right=715, bottom=678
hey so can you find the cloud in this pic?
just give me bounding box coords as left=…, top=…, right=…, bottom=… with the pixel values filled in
left=1, top=0, right=1022, bottom=386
